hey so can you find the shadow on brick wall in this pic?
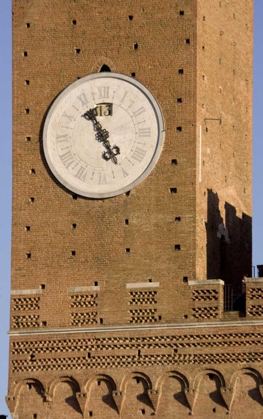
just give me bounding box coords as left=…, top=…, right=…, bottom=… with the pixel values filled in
left=206, top=189, right=252, bottom=287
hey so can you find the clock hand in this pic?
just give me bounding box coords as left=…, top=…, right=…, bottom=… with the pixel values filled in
left=102, top=144, right=120, bottom=165
left=84, top=107, right=120, bottom=164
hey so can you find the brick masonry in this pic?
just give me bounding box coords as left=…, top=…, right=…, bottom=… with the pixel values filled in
left=7, top=0, right=261, bottom=418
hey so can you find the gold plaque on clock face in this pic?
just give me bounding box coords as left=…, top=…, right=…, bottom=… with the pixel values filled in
left=43, top=72, right=165, bottom=198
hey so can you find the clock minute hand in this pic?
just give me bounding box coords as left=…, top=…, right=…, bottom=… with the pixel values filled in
left=84, top=107, right=120, bottom=165
left=102, top=144, right=120, bottom=165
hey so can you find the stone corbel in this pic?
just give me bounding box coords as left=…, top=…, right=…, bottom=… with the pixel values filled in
left=76, top=392, right=87, bottom=416
left=43, top=391, right=53, bottom=404
left=220, top=387, right=234, bottom=411
left=147, top=389, right=160, bottom=412
left=112, top=390, right=124, bottom=414
left=5, top=395, right=17, bottom=416
left=184, top=388, right=197, bottom=412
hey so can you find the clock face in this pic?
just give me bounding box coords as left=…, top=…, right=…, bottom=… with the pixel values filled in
left=43, top=73, right=164, bottom=198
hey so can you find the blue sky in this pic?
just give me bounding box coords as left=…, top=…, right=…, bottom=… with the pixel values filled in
left=0, top=1, right=262, bottom=415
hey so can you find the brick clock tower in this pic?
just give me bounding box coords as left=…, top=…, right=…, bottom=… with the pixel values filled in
left=7, top=0, right=263, bottom=418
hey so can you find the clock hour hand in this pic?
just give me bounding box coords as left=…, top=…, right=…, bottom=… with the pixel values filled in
left=84, top=107, right=120, bottom=165
left=84, top=107, right=98, bottom=121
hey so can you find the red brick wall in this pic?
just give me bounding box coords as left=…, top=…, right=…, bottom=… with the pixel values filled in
left=12, top=0, right=198, bottom=329
left=8, top=1, right=259, bottom=418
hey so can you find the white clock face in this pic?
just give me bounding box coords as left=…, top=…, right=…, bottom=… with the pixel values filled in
left=43, top=73, right=164, bottom=198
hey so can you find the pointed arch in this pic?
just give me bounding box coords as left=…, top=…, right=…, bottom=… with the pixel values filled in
left=230, top=367, right=263, bottom=414
left=14, top=378, right=45, bottom=399
left=120, top=371, right=152, bottom=393
left=84, top=374, right=117, bottom=394
left=91, top=57, right=117, bottom=73
left=84, top=374, right=118, bottom=416
left=100, top=64, right=111, bottom=72
left=8, top=378, right=46, bottom=417
left=155, top=370, right=191, bottom=414
left=48, top=376, right=81, bottom=399
left=230, top=368, right=263, bottom=388
left=194, top=368, right=226, bottom=390
left=156, top=370, right=190, bottom=392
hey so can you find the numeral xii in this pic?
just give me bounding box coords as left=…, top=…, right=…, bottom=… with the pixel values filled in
left=98, top=86, right=110, bottom=99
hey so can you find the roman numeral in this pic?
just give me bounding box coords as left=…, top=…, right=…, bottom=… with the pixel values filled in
left=98, top=173, right=107, bottom=185
left=131, top=147, right=147, bottom=163
left=59, top=150, right=75, bottom=169
left=120, top=91, right=128, bottom=104
left=121, top=167, right=129, bottom=178
left=133, top=107, right=146, bottom=118
left=77, top=92, right=89, bottom=107
left=98, top=86, right=110, bottom=99
left=63, top=112, right=74, bottom=121
left=139, top=128, right=151, bottom=137
left=56, top=133, right=68, bottom=143
left=75, top=166, right=87, bottom=182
